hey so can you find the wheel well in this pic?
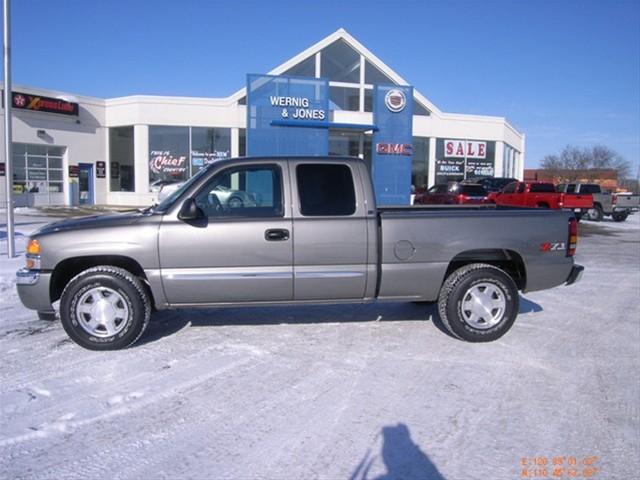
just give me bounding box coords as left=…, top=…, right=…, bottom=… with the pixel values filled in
left=537, top=202, right=550, bottom=208
left=445, top=249, right=526, bottom=290
left=50, top=256, right=153, bottom=307
left=592, top=202, right=602, bottom=210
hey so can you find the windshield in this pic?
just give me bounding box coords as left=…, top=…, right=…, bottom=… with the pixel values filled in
left=153, top=167, right=210, bottom=213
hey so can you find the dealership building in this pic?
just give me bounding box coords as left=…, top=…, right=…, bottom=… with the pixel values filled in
left=0, top=28, right=524, bottom=207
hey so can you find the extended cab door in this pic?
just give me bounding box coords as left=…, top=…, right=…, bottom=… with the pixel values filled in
left=290, top=160, right=369, bottom=301
left=158, top=161, right=293, bottom=304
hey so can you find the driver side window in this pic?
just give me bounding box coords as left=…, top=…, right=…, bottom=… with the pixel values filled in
left=194, top=165, right=283, bottom=218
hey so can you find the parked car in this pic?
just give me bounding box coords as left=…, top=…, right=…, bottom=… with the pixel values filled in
left=17, top=157, right=583, bottom=350
left=488, top=181, right=593, bottom=218
left=414, top=183, right=488, bottom=205
left=556, top=183, right=638, bottom=222
left=462, top=176, right=518, bottom=193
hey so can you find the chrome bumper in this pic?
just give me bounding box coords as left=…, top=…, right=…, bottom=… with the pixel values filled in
left=565, top=264, right=584, bottom=286
left=17, top=268, right=40, bottom=285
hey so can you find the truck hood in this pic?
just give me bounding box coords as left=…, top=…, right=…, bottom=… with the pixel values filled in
left=32, top=211, right=153, bottom=236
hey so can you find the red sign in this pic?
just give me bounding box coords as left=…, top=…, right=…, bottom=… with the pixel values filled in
left=0, top=162, right=5, bottom=176
left=3, top=91, right=79, bottom=116
left=376, top=143, right=413, bottom=156
left=444, top=139, right=486, bottom=159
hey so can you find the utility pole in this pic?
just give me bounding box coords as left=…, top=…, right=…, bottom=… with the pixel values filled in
left=3, top=0, right=15, bottom=257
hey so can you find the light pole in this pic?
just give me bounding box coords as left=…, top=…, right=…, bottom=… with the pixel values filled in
left=3, top=0, right=15, bottom=258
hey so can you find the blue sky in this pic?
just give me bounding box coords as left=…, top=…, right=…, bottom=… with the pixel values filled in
left=2, top=0, right=639, bottom=171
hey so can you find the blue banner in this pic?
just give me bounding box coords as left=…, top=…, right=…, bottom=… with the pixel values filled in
left=372, top=85, right=414, bottom=205
left=247, top=74, right=329, bottom=156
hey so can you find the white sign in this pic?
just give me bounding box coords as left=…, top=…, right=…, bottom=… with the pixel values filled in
left=444, top=140, right=487, bottom=159
left=269, top=96, right=326, bottom=120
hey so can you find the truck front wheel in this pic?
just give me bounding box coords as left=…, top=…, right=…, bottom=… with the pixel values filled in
left=60, top=266, right=151, bottom=350
left=438, top=263, right=519, bottom=342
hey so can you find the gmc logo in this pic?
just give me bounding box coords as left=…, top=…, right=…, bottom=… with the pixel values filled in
left=376, top=143, right=413, bottom=156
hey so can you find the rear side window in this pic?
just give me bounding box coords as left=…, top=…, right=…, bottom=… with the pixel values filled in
left=297, top=164, right=356, bottom=216
left=530, top=183, right=556, bottom=193
left=503, top=182, right=517, bottom=193
left=581, top=184, right=600, bottom=194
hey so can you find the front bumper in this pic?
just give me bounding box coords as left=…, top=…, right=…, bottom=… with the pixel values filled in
left=565, top=264, right=584, bottom=286
left=16, top=269, right=53, bottom=311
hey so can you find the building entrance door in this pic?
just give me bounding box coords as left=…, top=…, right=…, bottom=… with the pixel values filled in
left=78, top=163, right=94, bottom=205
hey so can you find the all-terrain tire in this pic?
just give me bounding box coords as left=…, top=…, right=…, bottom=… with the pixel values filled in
left=37, top=310, right=58, bottom=321
left=587, top=205, right=604, bottom=222
left=437, top=263, right=519, bottom=342
left=612, top=212, right=629, bottom=222
left=60, top=266, right=151, bottom=350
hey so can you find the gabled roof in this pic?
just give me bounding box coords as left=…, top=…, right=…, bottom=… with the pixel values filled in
left=227, top=28, right=442, bottom=116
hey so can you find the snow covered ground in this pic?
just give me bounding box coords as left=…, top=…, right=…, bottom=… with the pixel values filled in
left=0, top=212, right=638, bottom=480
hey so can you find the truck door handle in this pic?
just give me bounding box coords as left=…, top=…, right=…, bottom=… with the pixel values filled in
left=265, top=229, right=289, bottom=241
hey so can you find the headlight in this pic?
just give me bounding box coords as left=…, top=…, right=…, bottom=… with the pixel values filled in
left=26, top=238, right=41, bottom=269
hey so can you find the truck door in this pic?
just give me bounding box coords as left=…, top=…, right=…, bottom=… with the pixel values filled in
left=158, top=161, right=293, bottom=304
left=290, top=161, right=368, bottom=300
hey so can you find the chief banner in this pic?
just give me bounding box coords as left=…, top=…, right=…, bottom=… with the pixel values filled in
left=372, top=85, right=414, bottom=205
left=247, top=74, right=329, bottom=156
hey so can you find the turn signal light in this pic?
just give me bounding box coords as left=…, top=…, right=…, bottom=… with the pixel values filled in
left=567, top=218, right=578, bottom=257
left=26, top=239, right=41, bottom=255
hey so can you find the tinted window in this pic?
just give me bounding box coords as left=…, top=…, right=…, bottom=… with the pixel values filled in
left=460, top=185, right=486, bottom=196
left=194, top=165, right=283, bottom=218
left=297, top=164, right=356, bottom=216
left=581, top=184, right=601, bottom=194
left=566, top=184, right=576, bottom=193
left=530, top=183, right=556, bottom=193
left=503, top=182, right=517, bottom=193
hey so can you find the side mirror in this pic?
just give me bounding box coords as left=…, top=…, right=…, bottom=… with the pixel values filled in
left=178, top=198, right=203, bottom=221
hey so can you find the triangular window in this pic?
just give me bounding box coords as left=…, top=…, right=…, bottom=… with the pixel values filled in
left=282, top=55, right=316, bottom=77
left=320, top=39, right=360, bottom=83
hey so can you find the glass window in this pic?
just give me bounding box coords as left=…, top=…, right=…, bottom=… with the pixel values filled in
left=412, top=137, right=429, bottom=191
left=149, top=126, right=189, bottom=187
left=296, top=164, right=356, bottom=216
left=364, top=60, right=393, bottom=85
left=12, top=155, right=25, bottom=168
left=283, top=55, right=316, bottom=77
left=413, top=100, right=430, bottom=116
left=47, top=146, right=65, bottom=156
left=191, top=127, right=231, bottom=173
left=109, top=126, right=135, bottom=192
left=363, top=89, right=373, bottom=112
left=26, top=144, right=46, bottom=155
left=518, top=183, right=526, bottom=193
left=194, top=165, right=283, bottom=218
left=49, top=169, right=63, bottom=181
left=329, top=130, right=360, bottom=157
left=530, top=183, right=556, bottom=193
left=237, top=96, right=246, bottom=105
left=239, top=129, right=246, bottom=157
left=320, top=40, right=360, bottom=83
left=503, top=182, right=517, bottom=193
left=49, top=157, right=63, bottom=169
left=329, top=86, right=360, bottom=111
left=28, top=157, right=47, bottom=169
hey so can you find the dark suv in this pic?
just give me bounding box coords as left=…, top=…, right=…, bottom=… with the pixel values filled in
left=414, top=183, right=489, bottom=205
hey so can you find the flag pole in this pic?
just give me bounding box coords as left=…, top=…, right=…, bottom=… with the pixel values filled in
left=3, top=0, right=16, bottom=258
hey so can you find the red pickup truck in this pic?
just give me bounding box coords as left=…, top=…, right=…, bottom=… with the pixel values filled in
left=488, top=181, right=593, bottom=218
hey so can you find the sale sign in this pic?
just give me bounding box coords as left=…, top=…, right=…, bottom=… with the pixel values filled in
left=444, top=140, right=487, bottom=159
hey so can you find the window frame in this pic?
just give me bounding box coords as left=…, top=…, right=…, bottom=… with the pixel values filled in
left=295, top=163, right=357, bottom=217
left=192, top=163, right=285, bottom=220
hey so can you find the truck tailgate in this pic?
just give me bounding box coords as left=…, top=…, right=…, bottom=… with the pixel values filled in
left=561, top=193, right=593, bottom=209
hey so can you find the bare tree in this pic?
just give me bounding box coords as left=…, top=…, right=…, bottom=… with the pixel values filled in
left=540, top=144, right=631, bottom=183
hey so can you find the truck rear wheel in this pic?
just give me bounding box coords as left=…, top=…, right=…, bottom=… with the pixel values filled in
left=612, top=212, right=628, bottom=222
left=437, top=263, right=519, bottom=342
left=60, top=266, right=151, bottom=350
left=587, top=205, right=603, bottom=222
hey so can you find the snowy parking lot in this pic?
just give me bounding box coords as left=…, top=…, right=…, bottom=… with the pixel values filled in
left=1, top=212, right=638, bottom=480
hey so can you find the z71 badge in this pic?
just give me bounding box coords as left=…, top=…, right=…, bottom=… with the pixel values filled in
left=540, top=242, right=566, bottom=252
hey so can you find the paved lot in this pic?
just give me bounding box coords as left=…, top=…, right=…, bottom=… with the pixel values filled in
left=0, top=213, right=638, bottom=480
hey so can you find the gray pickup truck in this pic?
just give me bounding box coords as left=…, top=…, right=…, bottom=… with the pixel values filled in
left=557, top=182, right=639, bottom=222
left=17, top=157, right=584, bottom=350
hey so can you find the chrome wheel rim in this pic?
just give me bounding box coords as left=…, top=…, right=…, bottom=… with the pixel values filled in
left=461, top=282, right=506, bottom=330
left=75, top=287, right=129, bottom=337
left=587, top=208, right=598, bottom=220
